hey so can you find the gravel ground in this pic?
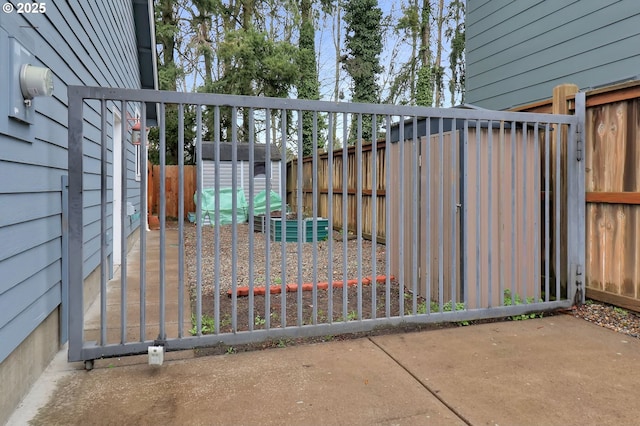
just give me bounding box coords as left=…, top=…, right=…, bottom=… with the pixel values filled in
left=570, top=301, right=640, bottom=339
left=183, top=222, right=387, bottom=297
left=180, top=221, right=640, bottom=339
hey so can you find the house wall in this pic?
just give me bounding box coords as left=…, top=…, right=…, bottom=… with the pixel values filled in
left=465, top=0, right=640, bottom=110
left=0, top=1, right=146, bottom=422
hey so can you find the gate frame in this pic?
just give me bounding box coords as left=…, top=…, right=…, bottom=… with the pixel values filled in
left=66, top=86, right=585, bottom=363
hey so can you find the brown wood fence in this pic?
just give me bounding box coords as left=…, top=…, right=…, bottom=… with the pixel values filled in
left=148, top=162, right=197, bottom=219
left=513, top=81, right=640, bottom=312
left=286, top=143, right=388, bottom=241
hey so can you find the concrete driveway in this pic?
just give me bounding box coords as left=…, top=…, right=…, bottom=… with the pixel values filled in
left=8, top=314, right=640, bottom=426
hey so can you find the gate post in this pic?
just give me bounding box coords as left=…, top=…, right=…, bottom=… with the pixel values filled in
left=67, top=86, right=85, bottom=362
left=566, top=92, right=586, bottom=305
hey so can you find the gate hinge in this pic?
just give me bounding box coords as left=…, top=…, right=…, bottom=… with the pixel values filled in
left=576, top=126, right=583, bottom=162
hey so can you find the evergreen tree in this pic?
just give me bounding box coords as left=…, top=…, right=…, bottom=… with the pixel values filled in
left=342, top=0, right=383, bottom=144
left=298, top=0, right=325, bottom=156
left=447, top=0, right=465, bottom=105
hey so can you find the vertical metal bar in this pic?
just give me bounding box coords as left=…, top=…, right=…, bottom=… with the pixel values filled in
left=566, top=119, right=577, bottom=302
left=120, top=101, right=128, bottom=343
left=399, top=115, right=405, bottom=316
left=438, top=117, right=444, bottom=310
left=139, top=103, right=148, bottom=341
left=574, top=92, right=586, bottom=304
left=177, top=103, right=185, bottom=338
left=555, top=122, right=561, bottom=299
left=264, top=108, right=272, bottom=329
left=425, top=116, right=432, bottom=313
left=231, top=107, right=239, bottom=332
left=510, top=121, right=516, bottom=304
left=533, top=123, right=540, bottom=302
left=60, top=175, right=69, bottom=344
left=498, top=121, right=504, bottom=307
left=248, top=109, right=255, bottom=331
left=195, top=105, right=202, bottom=335
left=342, top=112, right=348, bottom=322
left=280, top=110, right=288, bottom=328
left=462, top=120, right=469, bottom=308
left=521, top=122, right=528, bottom=303
left=67, top=86, right=85, bottom=362
left=371, top=114, right=378, bottom=320
left=158, top=102, right=166, bottom=340
left=412, top=116, right=418, bottom=315
left=312, top=111, right=319, bottom=325
left=214, top=106, right=221, bottom=334
left=100, top=100, right=108, bottom=346
left=544, top=124, right=551, bottom=302
left=327, top=113, right=334, bottom=322
left=450, top=117, right=457, bottom=311
left=384, top=115, right=391, bottom=319
left=475, top=120, right=481, bottom=309
left=487, top=120, right=493, bottom=307
left=356, top=114, right=363, bottom=320
left=296, top=110, right=304, bottom=326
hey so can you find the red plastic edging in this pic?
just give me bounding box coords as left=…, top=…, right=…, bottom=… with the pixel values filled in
left=226, top=275, right=395, bottom=297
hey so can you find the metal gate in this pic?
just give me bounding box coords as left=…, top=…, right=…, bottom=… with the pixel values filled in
left=67, top=86, right=585, bottom=363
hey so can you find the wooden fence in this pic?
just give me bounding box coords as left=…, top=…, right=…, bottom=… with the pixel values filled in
left=286, top=144, right=388, bottom=241
left=512, top=81, right=640, bottom=311
left=148, top=163, right=197, bottom=219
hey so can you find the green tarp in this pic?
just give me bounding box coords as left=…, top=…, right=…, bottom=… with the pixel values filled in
left=191, top=188, right=283, bottom=226
left=252, top=190, right=282, bottom=215
left=193, top=188, right=247, bottom=225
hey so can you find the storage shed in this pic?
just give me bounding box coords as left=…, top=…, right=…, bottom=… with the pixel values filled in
left=202, top=142, right=283, bottom=202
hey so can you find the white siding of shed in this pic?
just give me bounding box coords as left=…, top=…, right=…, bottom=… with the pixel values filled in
left=203, top=161, right=282, bottom=203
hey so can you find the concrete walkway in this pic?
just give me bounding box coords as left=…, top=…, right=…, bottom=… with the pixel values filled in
left=7, top=229, right=640, bottom=425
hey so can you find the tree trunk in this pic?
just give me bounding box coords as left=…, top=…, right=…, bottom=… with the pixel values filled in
left=434, top=0, right=445, bottom=106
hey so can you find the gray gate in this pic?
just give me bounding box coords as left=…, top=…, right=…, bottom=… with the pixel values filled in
left=67, top=86, right=585, bottom=363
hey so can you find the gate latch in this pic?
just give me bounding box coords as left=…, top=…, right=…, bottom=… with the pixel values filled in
left=573, top=264, right=584, bottom=306
left=576, top=126, right=583, bottom=162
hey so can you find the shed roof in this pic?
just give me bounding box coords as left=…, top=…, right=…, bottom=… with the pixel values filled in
left=202, top=142, right=282, bottom=162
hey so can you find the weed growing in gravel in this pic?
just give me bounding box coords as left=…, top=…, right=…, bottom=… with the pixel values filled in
left=189, top=313, right=216, bottom=335
left=503, top=290, right=543, bottom=321
left=226, top=346, right=236, bottom=354
left=334, top=311, right=359, bottom=322
left=428, top=301, right=469, bottom=326
left=276, top=338, right=292, bottom=348
left=190, top=313, right=232, bottom=335
left=221, top=314, right=232, bottom=327
left=613, top=307, right=628, bottom=316
left=254, top=315, right=266, bottom=326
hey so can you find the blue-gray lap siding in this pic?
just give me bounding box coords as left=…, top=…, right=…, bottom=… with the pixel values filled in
left=465, top=0, right=640, bottom=110
left=0, top=1, right=144, bottom=363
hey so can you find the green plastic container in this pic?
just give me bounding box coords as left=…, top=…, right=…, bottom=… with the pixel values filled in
left=269, top=218, right=329, bottom=242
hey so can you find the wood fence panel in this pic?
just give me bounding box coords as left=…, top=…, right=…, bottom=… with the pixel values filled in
left=149, top=164, right=197, bottom=219
left=584, top=98, right=640, bottom=310
left=286, top=143, right=387, bottom=240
